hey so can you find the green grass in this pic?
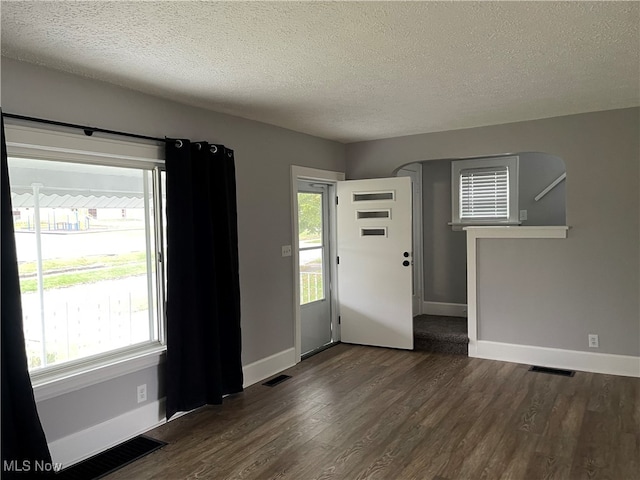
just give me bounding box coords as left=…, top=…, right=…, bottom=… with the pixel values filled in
left=18, top=252, right=147, bottom=276
left=20, top=262, right=148, bottom=293
left=299, top=230, right=322, bottom=242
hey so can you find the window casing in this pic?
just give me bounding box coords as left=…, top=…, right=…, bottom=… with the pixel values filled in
left=451, top=156, right=519, bottom=226
left=5, top=124, right=166, bottom=385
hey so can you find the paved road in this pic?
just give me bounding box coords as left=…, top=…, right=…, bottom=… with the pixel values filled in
left=15, top=229, right=148, bottom=262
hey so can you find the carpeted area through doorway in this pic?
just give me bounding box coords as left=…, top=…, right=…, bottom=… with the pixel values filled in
left=413, top=314, right=468, bottom=355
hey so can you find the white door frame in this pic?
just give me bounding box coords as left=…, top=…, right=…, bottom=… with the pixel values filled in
left=291, top=166, right=345, bottom=362
left=396, top=163, right=424, bottom=316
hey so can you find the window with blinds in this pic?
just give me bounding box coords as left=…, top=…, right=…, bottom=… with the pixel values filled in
left=451, top=156, right=519, bottom=226
left=459, top=166, right=509, bottom=219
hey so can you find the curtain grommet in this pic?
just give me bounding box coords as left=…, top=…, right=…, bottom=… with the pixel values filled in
left=175, top=139, right=183, bottom=148
left=210, top=145, right=218, bottom=154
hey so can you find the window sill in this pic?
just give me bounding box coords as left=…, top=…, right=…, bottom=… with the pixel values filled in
left=449, top=221, right=521, bottom=231
left=462, top=225, right=570, bottom=239
left=31, top=344, right=166, bottom=402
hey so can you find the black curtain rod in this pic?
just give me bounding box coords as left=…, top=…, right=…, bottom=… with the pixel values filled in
left=2, top=112, right=167, bottom=143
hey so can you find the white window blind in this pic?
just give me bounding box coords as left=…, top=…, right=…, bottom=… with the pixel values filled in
left=459, top=166, right=509, bottom=219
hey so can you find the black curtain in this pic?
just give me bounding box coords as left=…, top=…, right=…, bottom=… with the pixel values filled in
left=1, top=113, right=53, bottom=475
left=165, top=140, right=243, bottom=419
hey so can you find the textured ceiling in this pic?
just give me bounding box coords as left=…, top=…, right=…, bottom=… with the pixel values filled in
left=1, top=1, right=639, bottom=143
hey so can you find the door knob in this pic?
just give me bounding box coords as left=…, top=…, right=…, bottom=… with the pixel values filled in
left=402, top=260, right=410, bottom=267
left=403, top=251, right=409, bottom=257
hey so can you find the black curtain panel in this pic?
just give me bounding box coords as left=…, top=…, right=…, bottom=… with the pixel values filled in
left=1, top=113, right=53, bottom=475
left=165, top=140, right=243, bottom=419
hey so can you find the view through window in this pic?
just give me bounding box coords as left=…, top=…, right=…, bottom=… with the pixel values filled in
left=9, top=156, right=165, bottom=371
left=298, top=191, right=324, bottom=304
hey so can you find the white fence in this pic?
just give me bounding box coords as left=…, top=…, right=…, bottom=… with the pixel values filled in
left=300, top=271, right=323, bottom=304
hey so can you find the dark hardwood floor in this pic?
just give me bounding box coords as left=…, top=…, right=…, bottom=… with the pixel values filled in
left=106, top=344, right=639, bottom=480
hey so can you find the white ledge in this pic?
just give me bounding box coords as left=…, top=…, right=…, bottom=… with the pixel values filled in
left=32, top=346, right=166, bottom=402
left=463, top=225, right=569, bottom=239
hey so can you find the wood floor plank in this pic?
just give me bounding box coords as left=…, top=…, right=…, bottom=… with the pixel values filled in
left=478, top=430, right=540, bottom=480
left=205, top=407, right=329, bottom=479
left=516, top=371, right=560, bottom=434
left=435, top=374, right=535, bottom=479
left=103, top=345, right=639, bottom=480
left=259, top=439, right=338, bottom=480
left=396, top=386, right=503, bottom=478
left=396, top=355, right=469, bottom=409
left=615, top=432, right=640, bottom=480
left=350, top=422, right=431, bottom=480
left=587, top=373, right=615, bottom=413
left=311, top=399, right=417, bottom=479
left=310, top=387, right=406, bottom=447
left=614, top=374, right=640, bottom=434
left=569, top=410, right=619, bottom=479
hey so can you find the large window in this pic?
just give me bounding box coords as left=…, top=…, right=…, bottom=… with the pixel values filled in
left=6, top=125, right=166, bottom=377
left=451, top=156, right=519, bottom=226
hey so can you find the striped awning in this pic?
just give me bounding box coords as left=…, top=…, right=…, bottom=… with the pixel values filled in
left=8, top=157, right=147, bottom=209
left=11, top=192, right=145, bottom=209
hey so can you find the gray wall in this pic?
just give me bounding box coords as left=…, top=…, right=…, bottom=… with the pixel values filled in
left=347, top=108, right=639, bottom=356
left=1, top=57, right=346, bottom=442
left=518, top=152, right=566, bottom=226
left=421, top=153, right=566, bottom=305
left=35, top=365, right=164, bottom=441
left=421, top=159, right=467, bottom=304
left=474, top=237, right=639, bottom=353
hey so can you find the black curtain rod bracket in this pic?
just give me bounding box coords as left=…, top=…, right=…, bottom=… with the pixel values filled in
left=2, top=112, right=166, bottom=143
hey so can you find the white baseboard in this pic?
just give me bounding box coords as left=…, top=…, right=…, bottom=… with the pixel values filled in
left=242, top=347, right=297, bottom=388
left=423, top=301, right=467, bottom=317
left=474, top=340, right=640, bottom=378
left=48, top=399, right=166, bottom=469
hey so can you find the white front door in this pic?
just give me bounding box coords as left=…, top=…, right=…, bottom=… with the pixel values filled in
left=336, top=177, right=413, bottom=350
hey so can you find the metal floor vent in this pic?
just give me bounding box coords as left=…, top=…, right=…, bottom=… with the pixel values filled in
left=55, top=435, right=166, bottom=480
left=263, top=374, right=292, bottom=387
left=529, top=365, right=575, bottom=377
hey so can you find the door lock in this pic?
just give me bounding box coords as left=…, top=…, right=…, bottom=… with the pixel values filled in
left=402, top=260, right=410, bottom=267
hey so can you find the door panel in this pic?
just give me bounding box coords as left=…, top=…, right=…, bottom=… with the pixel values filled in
left=337, top=177, right=413, bottom=350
